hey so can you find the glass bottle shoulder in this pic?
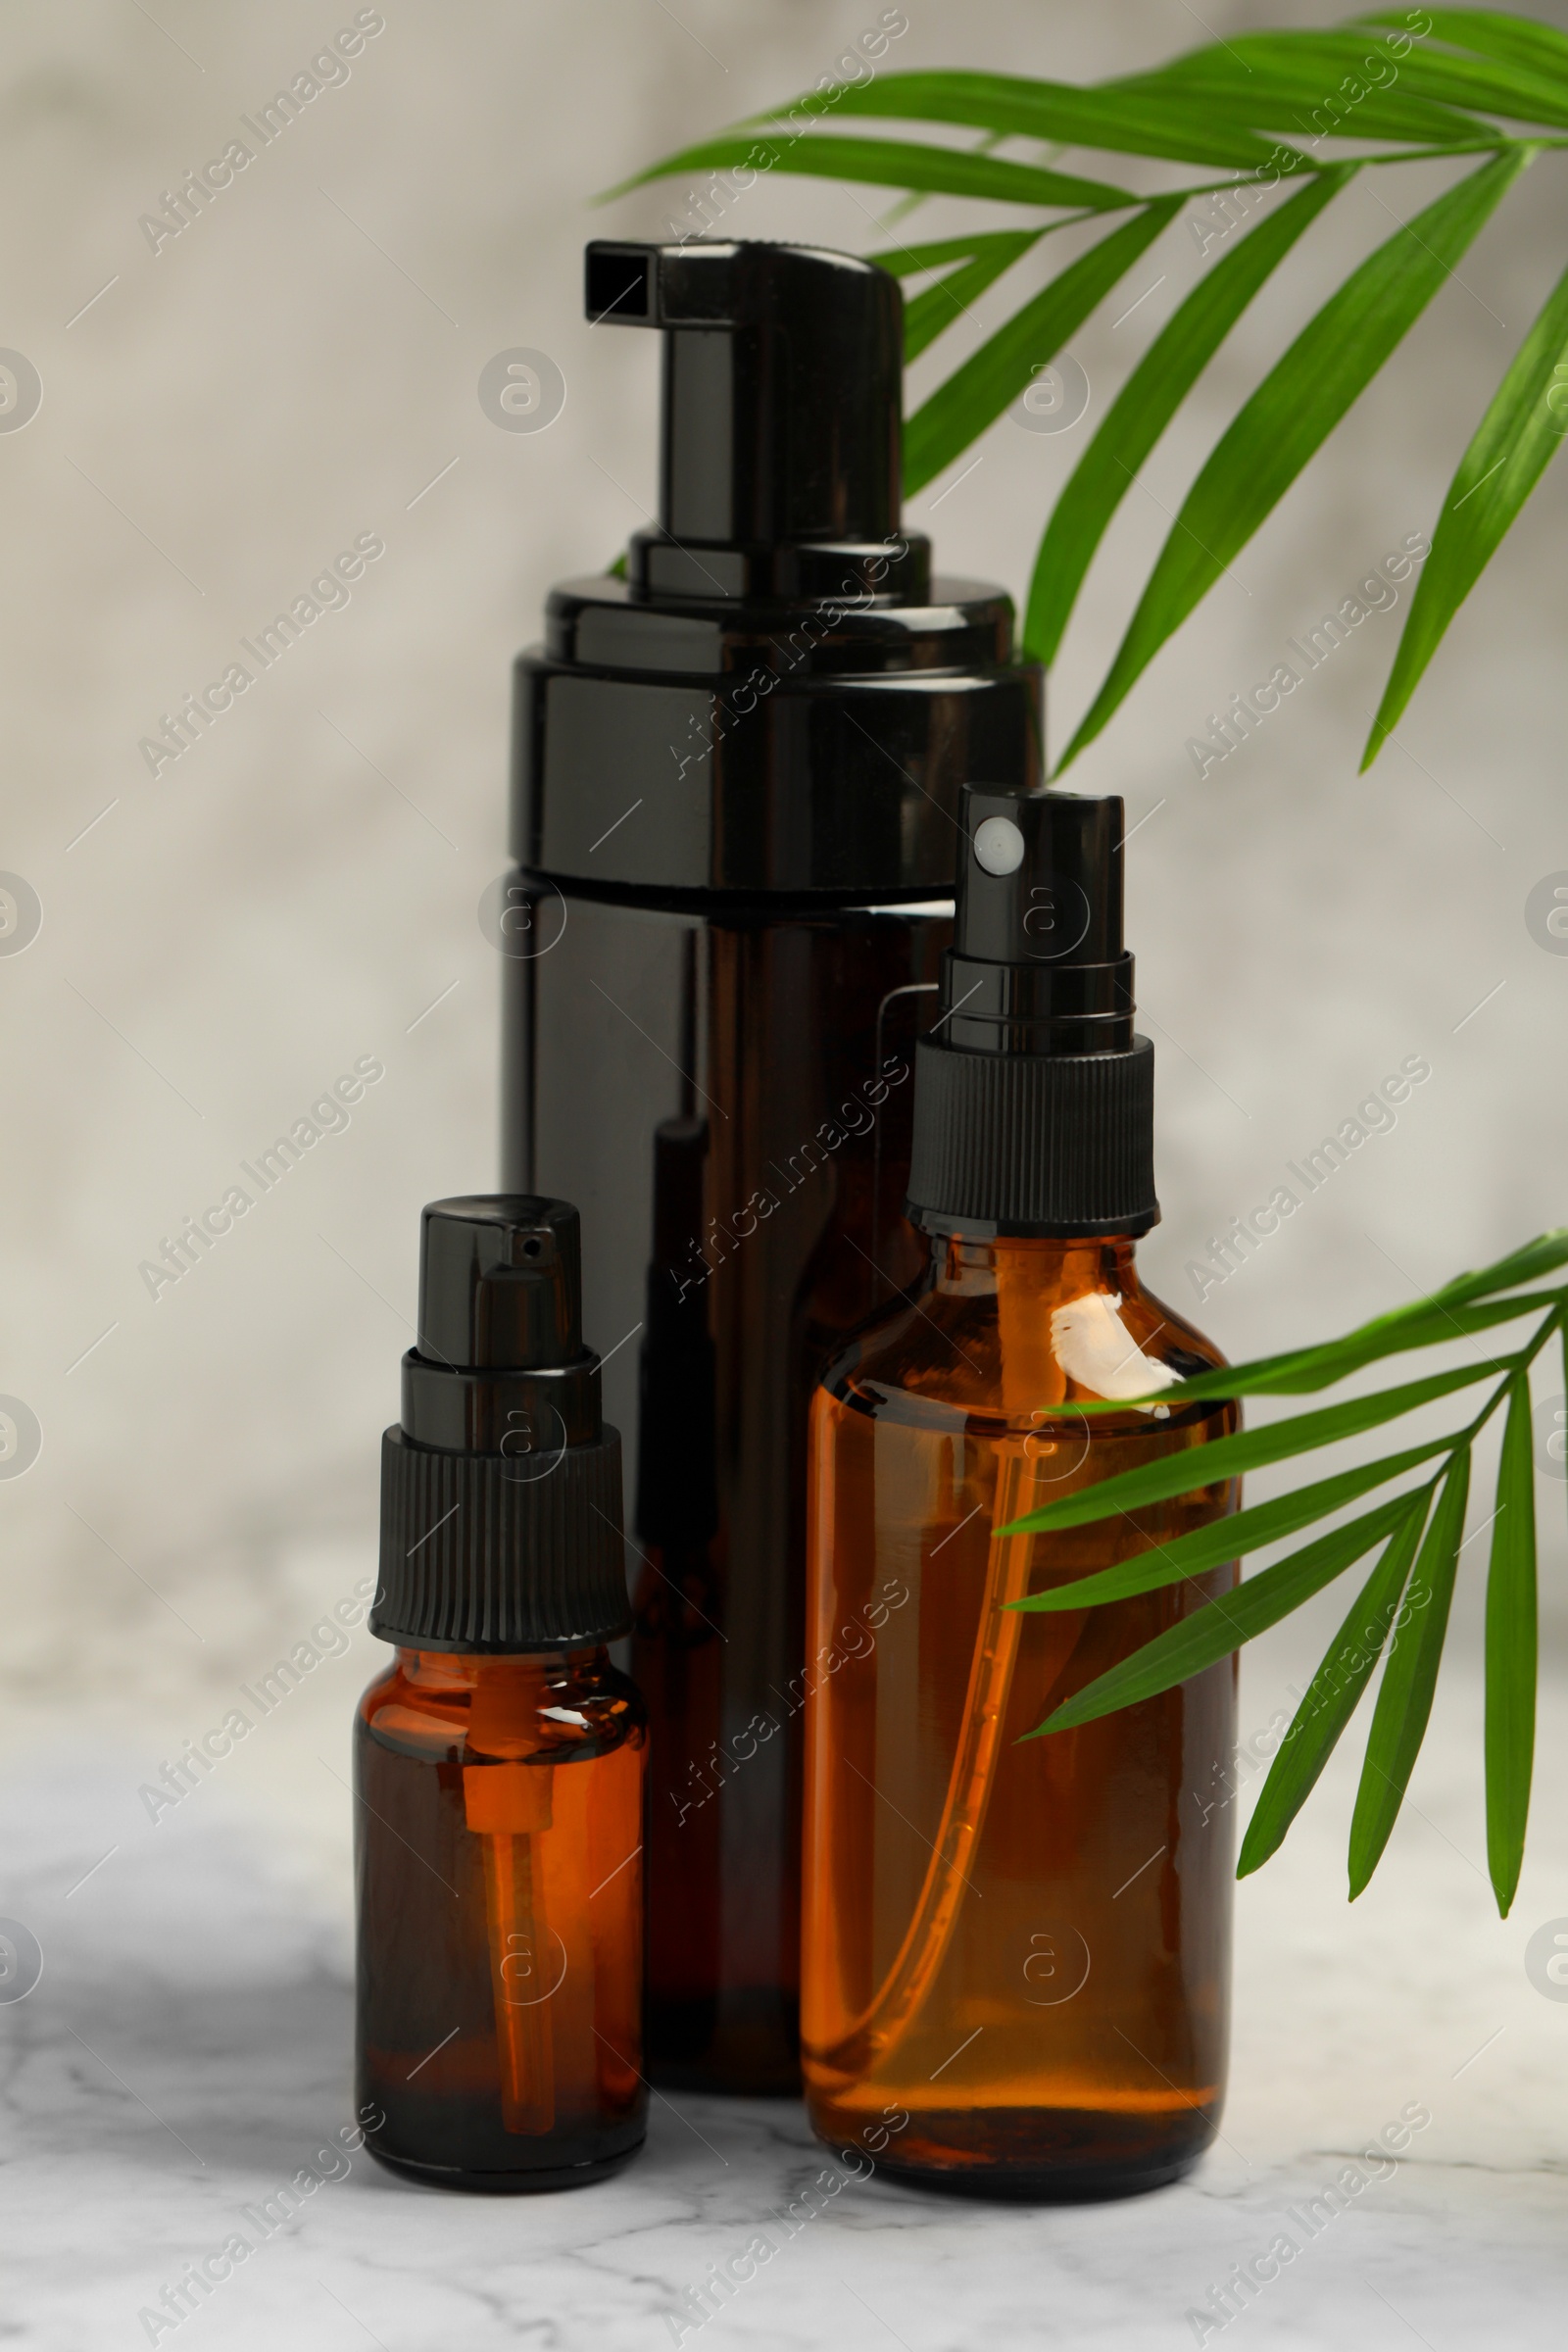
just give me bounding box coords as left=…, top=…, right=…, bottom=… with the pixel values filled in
left=358, top=1646, right=646, bottom=1766
left=823, top=1241, right=1235, bottom=1445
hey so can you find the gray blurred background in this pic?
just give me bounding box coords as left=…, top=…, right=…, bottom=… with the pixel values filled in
left=2, top=0, right=1566, bottom=2073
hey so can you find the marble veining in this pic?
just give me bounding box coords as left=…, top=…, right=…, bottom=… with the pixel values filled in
left=4, top=1696, right=1567, bottom=2352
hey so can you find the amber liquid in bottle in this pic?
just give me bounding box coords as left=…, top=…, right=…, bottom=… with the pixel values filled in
left=356, top=1645, right=647, bottom=2190
left=803, top=1233, right=1238, bottom=2197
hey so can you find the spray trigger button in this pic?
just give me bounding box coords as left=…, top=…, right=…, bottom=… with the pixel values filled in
left=973, top=816, right=1025, bottom=875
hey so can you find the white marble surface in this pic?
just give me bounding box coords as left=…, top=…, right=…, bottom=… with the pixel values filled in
left=6, top=1622, right=1568, bottom=2351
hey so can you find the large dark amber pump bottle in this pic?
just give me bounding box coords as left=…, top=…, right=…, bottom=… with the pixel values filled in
left=355, top=1197, right=647, bottom=2190
left=503, top=240, right=1042, bottom=2090
left=803, top=789, right=1240, bottom=2197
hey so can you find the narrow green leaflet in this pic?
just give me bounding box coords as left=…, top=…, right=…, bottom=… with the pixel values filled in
left=1111, top=44, right=1489, bottom=145
left=1075, top=1287, right=1558, bottom=1414
left=1485, top=1369, right=1538, bottom=1914
left=1364, top=256, right=1568, bottom=761
left=1212, top=1223, right=1568, bottom=1383
left=1000, top=1357, right=1494, bottom=1538
left=1026, top=1497, right=1412, bottom=1739
left=1057, top=148, right=1531, bottom=771
left=600, top=133, right=1137, bottom=214
left=905, top=201, right=1179, bottom=494
left=898, top=229, right=1046, bottom=363
left=1024, top=169, right=1351, bottom=668
left=1011, top=1439, right=1454, bottom=1614
left=1345, top=34, right=1568, bottom=127
left=1417, top=1225, right=1568, bottom=1313
left=746, top=69, right=1304, bottom=172
left=1348, top=1448, right=1471, bottom=1895
left=1358, top=8, right=1568, bottom=87
left=872, top=228, right=1051, bottom=279
left=1237, top=1492, right=1431, bottom=1876
left=1140, top=27, right=1525, bottom=121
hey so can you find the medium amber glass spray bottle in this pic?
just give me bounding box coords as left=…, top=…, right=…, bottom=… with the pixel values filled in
left=803, top=788, right=1240, bottom=2197
left=355, top=1197, right=647, bottom=2190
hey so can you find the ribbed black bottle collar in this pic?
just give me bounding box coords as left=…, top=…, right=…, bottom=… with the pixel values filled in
left=371, top=1430, right=629, bottom=1653
left=906, top=1034, right=1159, bottom=1238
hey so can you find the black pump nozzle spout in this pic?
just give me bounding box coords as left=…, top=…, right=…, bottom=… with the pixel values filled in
left=401, top=1196, right=601, bottom=1455
left=584, top=239, right=902, bottom=548
left=417, top=1196, right=583, bottom=1371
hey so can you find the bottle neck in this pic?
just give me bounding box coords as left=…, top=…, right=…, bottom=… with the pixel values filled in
left=920, top=1231, right=1151, bottom=1421
left=396, top=1645, right=609, bottom=1689
left=925, top=1229, right=1142, bottom=1298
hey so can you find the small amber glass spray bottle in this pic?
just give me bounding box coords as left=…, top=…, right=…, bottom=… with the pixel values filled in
left=803, top=788, right=1240, bottom=2197
left=355, top=1196, right=647, bottom=2190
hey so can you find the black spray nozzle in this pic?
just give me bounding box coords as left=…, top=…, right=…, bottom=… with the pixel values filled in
left=956, top=787, right=1123, bottom=969
left=939, top=787, right=1134, bottom=1056
left=907, top=787, right=1157, bottom=1235
left=416, top=1196, right=583, bottom=1372
left=584, top=239, right=902, bottom=549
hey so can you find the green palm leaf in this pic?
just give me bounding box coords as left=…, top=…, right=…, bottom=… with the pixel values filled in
left=748, top=69, right=1305, bottom=172
left=1000, top=1357, right=1494, bottom=1538
left=1130, top=25, right=1565, bottom=129
left=895, top=228, right=1049, bottom=363
left=905, top=201, right=1180, bottom=494
left=1422, top=1226, right=1568, bottom=1310
left=1056, top=146, right=1532, bottom=772
left=1024, top=168, right=1351, bottom=667
left=1364, top=255, right=1568, bottom=762
left=1027, top=1496, right=1413, bottom=1739
left=1010, top=1438, right=1453, bottom=1614
left=1359, top=7, right=1568, bottom=87
left=1348, top=1448, right=1471, bottom=1894
left=600, top=131, right=1137, bottom=214
left=1485, top=1368, right=1539, bottom=1914
left=1111, top=38, right=1490, bottom=145
left=1237, top=1490, right=1431, bottom=1875
left=871, top=230, right=1025, bottom=276
left=1338, top=25, right=1568, bottom=126
left=622, top=33, right=1568, bottom=1907
left=1078, top=1285, right=1561, bottom=1414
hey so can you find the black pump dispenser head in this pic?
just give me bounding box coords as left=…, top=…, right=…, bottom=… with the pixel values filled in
left=371, top=1196, right=629, bottom=1653
left=585, top=239, right=901, bottom=553
left=511, top=238, right=1042, bottom=894
left=906, top=788, right=1158, bottom=1237
left=416, top=1196, right=582, bottom=1371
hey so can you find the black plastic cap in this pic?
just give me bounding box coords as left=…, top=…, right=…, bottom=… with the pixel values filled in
left=906, top=787, right=1158, bottom=1236
left=372, top=1193, right=629, bottom=1653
